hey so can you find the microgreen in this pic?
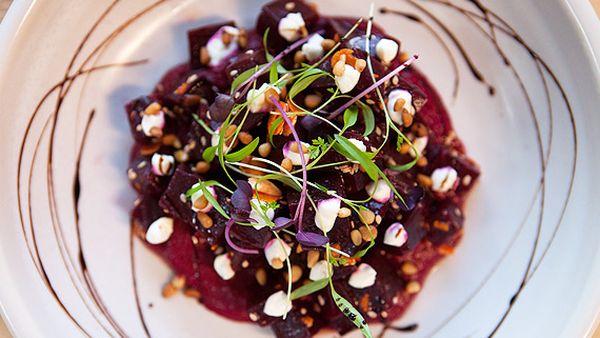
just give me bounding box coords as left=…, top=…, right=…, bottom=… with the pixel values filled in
left=288, top=68, right=327, bottom=99
left=267, top=116, right=283, bottom=145
left=356, top=101, right=375, bottom=136
left=330, top=287, right=373, bottom=338
left=332, top=134, right=380, bottom=181
left=230, top=64, right=263, bottom=94
left=342, top=105, right=359, bottom=131
left=308, top=137, right=328, bottom=159
left=269, top=62, right=279, bottom=84
left=185, top=180, right=230, bottom=219
left=325, top=244, right=372, bottom=338
left=192, top=114, right=216, bottom=135
left=202, top=146, right=217, bottom=162
left=290, top=278, right=329, bottom=300
left=224, top=136, right=259, bottom=162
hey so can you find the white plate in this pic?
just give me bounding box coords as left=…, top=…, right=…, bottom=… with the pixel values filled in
left=1, top=1, right=599, bottom=337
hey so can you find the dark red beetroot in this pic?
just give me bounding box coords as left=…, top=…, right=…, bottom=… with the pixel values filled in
left=126, top=0, right=480, bottom=337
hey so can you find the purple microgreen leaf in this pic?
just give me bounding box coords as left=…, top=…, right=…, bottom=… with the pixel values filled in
left=273, top=217, right=294, bottom=231
left=231, top=180, right=252, bottom=211
left=398, top=186, right=423, bottom=211
left=209, top=94, right=235, bottom=122
left=296, top=231, right=329, bottom=247
left=225, top=219, right=260, bottom=255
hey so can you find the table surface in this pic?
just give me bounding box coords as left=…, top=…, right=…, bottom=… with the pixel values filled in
left=0, top=0, right=599, bottom=337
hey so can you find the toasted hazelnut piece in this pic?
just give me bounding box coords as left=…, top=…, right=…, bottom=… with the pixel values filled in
left=304, top=94, right=322, bottom=110
left=238, top=131, right=253, bottom=145
left=161, top=134, right=179, bottom=147
left=354, top=59, right=367, bottom=72
left=433, top=220, right=450, bottom=232
left=307, top=250, right=320, bottom=268
left=195, top=161, right=210, bottom=174
left=337, top=207, right=351, bottom=218
left=271, top=258, right=284, bottom=269
left=401, top=262, right=418, bottom=275
left=143, top=102, right=162, bottom=115
left=255, top=268, right=267, bottom=286
left=281, top=158, right=293, bottom=172
left=174, top=150, right=189, bottom=163
left=171, top=275, right=186, bottom=289
left=237, top=28, right=248, bottom=48
left=193, top=195, right=209, bottom=211
left=417, top=157, right=428, bottom=167
left=302, top=316, right=314, bottom=328
left=402, top=111, right=414, bottom=127
left=286, top=265, right=303, bottom=283
left=350, top=230, right=363, bottom=246
left=197, top=212, right=213, bottom=229
left=358, top=226, right=378, bottom=242
left=162, top=283, right=177, bottom=298
left=294, top=50, right=305, bottom=64
left=359, top=209, right=376, bottom=225
left=321, top=39, right=336, bottom=51
left=438, top=244, right=455, bottom=255
left=405, top=281, right=421, bottom=294
left=333, top=61, right=346, bottom=77
left=417, top=173, right=433, bottom=188
left=258, top=142, right=272, bottom=157
left=222, top=31, right=233, bottom=46
left=289, top=142, right=308, bottom=154
left=184, top=289, right=201, bottom=299
left=249, top=178, right=282, bottom=201
left=399, top=142, right=411, bottom=155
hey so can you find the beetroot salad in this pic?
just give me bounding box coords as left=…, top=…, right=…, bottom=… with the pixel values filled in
left=125, top=1, right=480, bottom=337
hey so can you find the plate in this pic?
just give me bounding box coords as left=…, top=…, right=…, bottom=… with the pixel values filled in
left=1, top=0, right=599, bottom=337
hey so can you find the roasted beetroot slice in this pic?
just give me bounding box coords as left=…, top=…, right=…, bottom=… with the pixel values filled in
left=399, top=68, right=453, bottom=142
left=128, top=154, right=169, bottom=197
left=132, top=194, right=165, bottom=232
left=425, top=143, right=481, bottom=197
left=425, top=199, right=464, bottom=246
left=191, top=248, right=270, bottom=321
left=270, top=311, right=312, bottom=338
left=152, top=63, right=191, bottom=97
left=256, top=0, right=319, bottom=52
left=158, top=165, right=200, bottom=225
left=125, top=95, right=155, bottom=144
left=158, top=165, right=231, bottom=246
left=188, top=21, right=236, bottom=69
left=145, top=219, right=200, bottom=283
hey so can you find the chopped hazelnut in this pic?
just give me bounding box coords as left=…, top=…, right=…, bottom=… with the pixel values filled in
left=281, top=158, right=293, bottom=172
left=307, top=250, right=320, bottom=268
left=304, top=94, right=322, bottom=109
left=405, top=281, right=421, bottom=294
left=350, top=230, right=363, bottom=246
left=337, top=207, right=351, bottom=218
left=195, top=161, right=210, bottom=174
left=255, top=268, right=267, bottom=286
left=258, top=142, right=272, bottom=157
left=238, top=131, right=253, bottom=145
left=197, top=212, right=213, bottom=229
